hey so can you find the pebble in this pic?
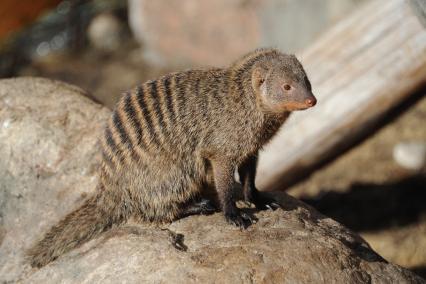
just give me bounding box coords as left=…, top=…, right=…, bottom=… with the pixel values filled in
left=87, top=13, right=124, bottom=52
left=393, top=141, right=426, bottom=171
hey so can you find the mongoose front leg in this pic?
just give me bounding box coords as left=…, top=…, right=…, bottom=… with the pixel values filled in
left=211, top=158, right=254, bottom=228
left=238, top=154, right=280, bottom=210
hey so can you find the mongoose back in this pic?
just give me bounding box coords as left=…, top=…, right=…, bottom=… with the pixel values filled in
left=28, top=48, right=317, bottom=267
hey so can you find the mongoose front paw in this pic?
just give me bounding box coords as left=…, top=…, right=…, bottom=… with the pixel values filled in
left=225, top=211, right=255, bottom=229
left=246, top=192, right=280, bottom=211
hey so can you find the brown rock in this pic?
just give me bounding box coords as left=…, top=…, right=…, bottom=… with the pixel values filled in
left=128, top=0, right=368, bottom=67
left=0, top=77, right=423, bottom=283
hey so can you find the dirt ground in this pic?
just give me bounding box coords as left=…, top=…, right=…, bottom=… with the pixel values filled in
left=16, top=46, right=426, bottom=278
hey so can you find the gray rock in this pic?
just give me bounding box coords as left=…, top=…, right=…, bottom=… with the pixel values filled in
left=0, top=77, right=423, bottom=283
left=0, top=77, right=110, bottom=282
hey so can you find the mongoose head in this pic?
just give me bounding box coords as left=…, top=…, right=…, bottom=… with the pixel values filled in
left=251, top=53, right=316, bottom=113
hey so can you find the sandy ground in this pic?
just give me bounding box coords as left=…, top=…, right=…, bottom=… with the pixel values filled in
left=17, top=47, right=426, bottom=278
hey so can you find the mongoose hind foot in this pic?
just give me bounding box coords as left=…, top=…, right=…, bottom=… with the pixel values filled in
left=181, top=199, right=218, bottom=218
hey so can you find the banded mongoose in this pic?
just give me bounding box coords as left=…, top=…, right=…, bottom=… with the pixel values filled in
left=28, top=48, right=317, bottom=268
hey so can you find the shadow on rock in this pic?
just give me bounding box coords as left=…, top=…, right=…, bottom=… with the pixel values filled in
left=411, top=266, right=426, bottom=279
left=301, top=174, right=426, bottom=232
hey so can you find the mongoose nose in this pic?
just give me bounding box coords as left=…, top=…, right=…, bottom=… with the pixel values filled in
left=305, top=97, right=317, bottom=107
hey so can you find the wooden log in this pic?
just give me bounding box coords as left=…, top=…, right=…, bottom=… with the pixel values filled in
left=257, top=0, right=426, bottom=191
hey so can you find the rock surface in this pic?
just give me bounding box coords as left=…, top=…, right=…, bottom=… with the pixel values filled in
left=0, top=77, right=424, bottom=283
left=0, top=77, right=110, bottom=282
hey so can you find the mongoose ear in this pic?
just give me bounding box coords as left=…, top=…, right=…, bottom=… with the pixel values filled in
left=251, top=67, right=266, bottom=92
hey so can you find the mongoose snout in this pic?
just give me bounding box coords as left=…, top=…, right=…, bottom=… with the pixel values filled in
left=305, top=96, right=317, bottom=107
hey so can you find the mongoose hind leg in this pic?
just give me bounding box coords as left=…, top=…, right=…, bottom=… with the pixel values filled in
left=239, top=154, right=280, bottom=211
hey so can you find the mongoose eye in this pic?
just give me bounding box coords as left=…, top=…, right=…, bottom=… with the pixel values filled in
left=259, top=78, right=265, bottom=85
left=283, top=84, right=291, bottom=91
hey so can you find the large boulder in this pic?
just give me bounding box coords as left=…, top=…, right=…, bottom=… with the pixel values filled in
left=0, top=77, right=423, bottom=283
left=0, top=77, right=110, bottom=282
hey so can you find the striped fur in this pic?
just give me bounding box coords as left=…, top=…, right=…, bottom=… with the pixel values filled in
left=28, top=48, right=315, bottom=267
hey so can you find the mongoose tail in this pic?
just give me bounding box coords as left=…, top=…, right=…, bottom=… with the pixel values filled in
left=27, top=189, right=130, bottom=268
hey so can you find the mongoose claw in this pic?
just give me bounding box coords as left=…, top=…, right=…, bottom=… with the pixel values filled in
left=265, top=202, right=280, bottom=210
left=225, top=211, right=255, bottom=229
left=241, top=212, right=257, bottom=224
left=250, top=194, right=281, bottom=211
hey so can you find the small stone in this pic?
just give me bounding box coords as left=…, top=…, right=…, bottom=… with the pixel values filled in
left=393, top=141, right=426, bottom=171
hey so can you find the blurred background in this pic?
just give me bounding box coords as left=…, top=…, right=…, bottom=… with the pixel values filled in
left=0, top=0, right=373, bottom=107
left=0, top=0, right=425, bottom=278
